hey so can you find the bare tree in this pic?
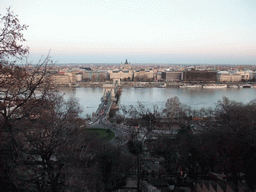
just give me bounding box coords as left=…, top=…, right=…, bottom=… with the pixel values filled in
left=11, top=95, right=98, bottom=191
left=0, top=55, right=56, bottom=191
left=123, top=103, right=162, bottom=191
left=163, top=96, right=190, bottom=129
left=98, top=73, right=106, bottom=82
left=134, top=75, right=141, bottom=82
left=141, top=74, right=148, bottom=82
left=0, top=7, right=29, bottom=59
left=83, top=143, right=134, bottom=192
left=0, top=7, right=74, bottom=191
left=91, top=74, right=97, bottom=82
left=0, top=7, right=136, bottom=192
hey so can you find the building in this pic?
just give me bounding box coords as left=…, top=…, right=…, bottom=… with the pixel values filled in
left=121, top=59, right=132, bottom=70
left=217, top=71, right=242, bottom=82
left=217, top=71, right=254, bottom=82
left=51, top=73, right=72, bottom=86
left=157, top=72, right=164, bottom=81
left=252, top=71, right=256, bottom=80
left=134, top=69, right=154, bottom=81
left=110, top=60, right=133, bottom=81
left=236, top=71, right=253, bottom=81
left=165, top=71, right=183, bottom=81
left=83, top=71, right=108, bottom=81
left=76, top=73, right=83, bottom=82
left=183, top=70, right=217, bottom=83
left=110, top=70, right=133, bottom=81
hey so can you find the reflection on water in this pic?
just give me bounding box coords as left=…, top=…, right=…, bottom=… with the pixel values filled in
left=58, top=87, right=256, bottom=118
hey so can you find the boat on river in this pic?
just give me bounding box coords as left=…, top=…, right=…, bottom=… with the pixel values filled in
left=240, top=84, right=252, bottom=88
left=180, top=84, right=202, bottom=88
left=134, top=84, right=145, bottom=88
left=158, top=84, right=166, bottom=88
left=229, top=85, right=239, bottom=88
left=203, top=84, right=227, bottom=89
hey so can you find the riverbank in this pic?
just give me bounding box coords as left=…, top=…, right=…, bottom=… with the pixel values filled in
left=63, top=81, right=256, bottom=88
left=66, top=81, right=182, bottom=88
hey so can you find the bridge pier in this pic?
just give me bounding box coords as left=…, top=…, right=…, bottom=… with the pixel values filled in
left=111, top=101, right=119, bottom=110
left=113, top=78, right=121, bottom=86
left=102, top=83, right=122, bottom=114
left=103, top=84, right=116, bottom=100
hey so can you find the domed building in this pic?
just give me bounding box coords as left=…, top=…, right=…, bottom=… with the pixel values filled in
left=110, top=59, right=133, bottom=81
left=121, top=59, right=132, bottom=70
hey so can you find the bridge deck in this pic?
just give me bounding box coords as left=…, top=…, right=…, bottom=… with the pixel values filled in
left=95, top=85, right=121, bottom=116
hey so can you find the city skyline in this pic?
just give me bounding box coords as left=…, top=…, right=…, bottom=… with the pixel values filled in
left=2, top=0, right=256, bottom=65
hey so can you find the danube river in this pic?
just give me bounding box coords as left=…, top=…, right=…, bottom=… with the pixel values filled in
left=59, top=87, right=256, bottom=118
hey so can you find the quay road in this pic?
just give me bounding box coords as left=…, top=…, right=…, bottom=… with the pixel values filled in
left=87, top=84, right=126, bottom=144
left=87, top=111, right=130, bottom=146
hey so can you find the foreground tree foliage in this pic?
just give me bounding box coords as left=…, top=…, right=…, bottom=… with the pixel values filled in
left=0, top=7, right=29, bottom=59
left=12, top=97, right=89, bottom=191
left=2, top=7, right=256, bottom=191
left=0, top=11, right=61, bottom=188
left=118, top=97, right=256, bottom=191
left=83, top=145, right=133, bottom=192
left=198, top=97, right=256, bottom=189
left=0, top=54, right=98, bottom=190
left=164, top=97, right=256, bottom=190
left=0, top=8, right=52, bottom=190
left=0, top=8, right=134, bottom=191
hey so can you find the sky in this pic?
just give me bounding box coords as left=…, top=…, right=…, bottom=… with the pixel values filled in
left=1, top=0, right=256, bottom=64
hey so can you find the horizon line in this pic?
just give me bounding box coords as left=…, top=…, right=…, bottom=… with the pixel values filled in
left=54, top=63, right=254, bottom=65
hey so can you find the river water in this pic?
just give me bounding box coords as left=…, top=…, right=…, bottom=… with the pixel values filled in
left=59, top=87, right=256, bottom=118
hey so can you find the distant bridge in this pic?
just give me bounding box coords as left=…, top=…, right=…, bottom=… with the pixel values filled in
left=95, top=79, right=122, bottom=117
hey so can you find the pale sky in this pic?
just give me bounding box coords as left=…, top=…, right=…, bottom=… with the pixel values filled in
left=1, top=0, right=256, bottom=64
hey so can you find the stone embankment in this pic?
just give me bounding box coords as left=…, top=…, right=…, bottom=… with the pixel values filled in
left=74, top=81, right=183, bottom=88
left=74, top=81, right=256, bottom=88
